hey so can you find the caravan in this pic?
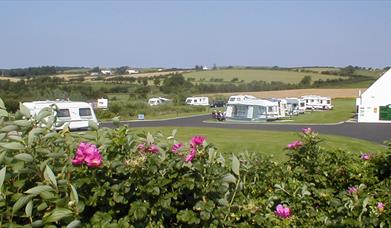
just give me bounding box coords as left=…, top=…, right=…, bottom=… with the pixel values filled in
left=286, top=98, right=306, bottom=115
left=148, top=97, right=170, bottom=106
left=23, top=100, right=99, bottom=130
left=301, top=95, right=333, bottom=110
left=227, top=95, right=256, bottom=104
left=185, top=97, right=209, bottom=106
left=225, top=99, right=280, bottom=121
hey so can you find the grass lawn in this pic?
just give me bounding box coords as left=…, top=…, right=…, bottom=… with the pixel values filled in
left=286, top=98, right=355, bottom=123
left=131, top=127, right=386, bottom=162
left=184, top=69, right=342, bottom=84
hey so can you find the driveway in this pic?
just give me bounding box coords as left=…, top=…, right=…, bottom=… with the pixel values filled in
left=101, top=115, right=391, bottom=144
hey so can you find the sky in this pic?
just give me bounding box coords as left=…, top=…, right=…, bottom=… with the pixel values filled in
left=0, top=1, right=390, bottom=69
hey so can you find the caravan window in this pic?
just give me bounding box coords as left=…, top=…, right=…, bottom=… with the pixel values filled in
left=79, top=108, right=92, bottom=117
left=57, top=109, right=70, bottom=118
left=327, top=100, right=330, bottom=104
left=229, top=98, right=235, bottom=102
left=267, top=107, right=274, bottom=112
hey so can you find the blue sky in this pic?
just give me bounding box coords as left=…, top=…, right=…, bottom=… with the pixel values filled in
left=0, top=1, right=390, bottom=68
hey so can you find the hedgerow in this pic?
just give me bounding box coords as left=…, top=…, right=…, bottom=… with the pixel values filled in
left=0, top=98, right=389, bottom=227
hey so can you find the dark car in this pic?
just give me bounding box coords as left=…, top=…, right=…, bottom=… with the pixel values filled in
left=210, top=100, right=226, bottom=108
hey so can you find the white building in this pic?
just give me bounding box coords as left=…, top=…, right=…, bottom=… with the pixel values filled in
left=301, top=95, right=333, bottom=110
left=126, top=69, right=139, bottom=74
left=356, top=69, right=391, bottom=123
left=101, top=70, right=112, bottom=75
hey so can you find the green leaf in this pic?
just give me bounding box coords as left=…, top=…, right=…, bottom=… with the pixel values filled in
left=19, top=102, right=31, bottom=118
left=13, top=195, right=34, bottom=214
left=0, top=133, right=6, bottom=141
left=231, top=154, right=240, bottom=176
left=88, top=120, right=99, bottom=131
left=222, top=174, right=236, bottom=184
left=7, top=135, right=24, bottom=142
left=0, top=97, right=5, bottom=110
left=25, top=200, right=33, bottom=217
left=14, top=153, right=34, bottom=162
left=0, top=109, right=8, bottom=117
left=0, top=151, right=5, bottom=164
left=36, top=108, right=52, bottom=122
left=176, top=209, right=200, bottom=224
left=31, top=220, right=44, bottom=228
left=25, top=185, right=54, bottom=195
left=0, top=142, right=25, bottom=150
left=44, top=207, right=73, bottom=223
left=66, top=220, right=81, bottom=228
left=0, top=125, right=18, bottom=133
left=70, top=184, right=79, bottom=205
left=44, top=165, right=57, bottom=189
left=13, top=120, right=32, bottom=127
left=146, top=132, right=154, bottom=144
left=0, top=166, right=6, bottom=191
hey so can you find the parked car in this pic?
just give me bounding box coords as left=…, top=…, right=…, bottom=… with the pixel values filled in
left=210, top=100, right=226, bottom=108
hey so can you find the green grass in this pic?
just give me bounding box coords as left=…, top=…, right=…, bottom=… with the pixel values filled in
left=353, top=69, right=384, bottom=78
left=297, top=67, right=340, bottom=73
left=184, top=69, right=342, bottom=84
left=131, top=127, right=385, bottom=161
left=286, top=98, right=355, bottom=123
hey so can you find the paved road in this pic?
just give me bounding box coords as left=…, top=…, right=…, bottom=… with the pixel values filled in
left=101, top=115, right=391, bottom=144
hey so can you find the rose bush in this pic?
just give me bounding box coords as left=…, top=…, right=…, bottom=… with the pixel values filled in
left=0, top=98, right=390, bottom=227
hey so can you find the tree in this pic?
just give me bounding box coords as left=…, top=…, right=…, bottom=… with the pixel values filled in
left=299, top=76, right=312, bottom=86
left=160, top=74, right=192, bottom=94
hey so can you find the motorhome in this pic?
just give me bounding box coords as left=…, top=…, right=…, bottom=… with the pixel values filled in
left=286, top=98, right=306, bottom=115
left=185, top=97, right=209, bottom=106
left=23, top=100, right=99, bottom=130
left=227, top=95, right=256, bottom=104
left=148, top=97, right=170, bottom=106
left=301, top=95, right=333, bottom=110
left=225, top=99, right=279, bottom=121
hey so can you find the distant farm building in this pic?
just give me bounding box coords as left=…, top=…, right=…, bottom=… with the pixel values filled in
left=101, top=70, right=112, bottom=75
left=356, top=69, right=391, bottom=123
left=126, top=69, right=139, bottom=74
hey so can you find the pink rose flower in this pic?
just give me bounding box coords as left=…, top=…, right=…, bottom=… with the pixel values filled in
left=191, top=136, right=206, bottom=146
left=347, top=186, right=358, bottom=194
left=171, top=143, right=183, bottom=153
left=377, top=202, right=384, bottom=212
left=72, top=142, right=103, bottom=168
left=137, top=143, right=146, bottom=152
left=302, top=127, right=312, bottom=135
left=360, top=153, right=370, bottom=160
left=147, top=144, right=160, bottom=153
left=185, top=148, right=196, bottom=163
left=287, top=140, right=303, bottom=150
left=274, top=204, right=291, bottom=219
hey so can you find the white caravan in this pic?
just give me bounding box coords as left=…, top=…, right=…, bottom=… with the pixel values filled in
left=268, top=98, right=288, bottom=118
left=301, top=95, right=333, bottom=110
left=286, top=98, right=306, bottom=115
left=227, top=95, right=256, bottom=104
left=23, top=100, right=99, bottom=130
left=148, top=97, right=170, bottom=106
left=226, top=99, right=280, bottom=121
left=185, top=97, right=209, bottom=106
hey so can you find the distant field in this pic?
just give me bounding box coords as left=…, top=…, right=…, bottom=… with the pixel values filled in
left=296, top=67, right=340, bottom=73
left=183, top=69, right=342, bottom=83
left=205, top=88, right=366, bottom=99
left=353, top=69, right=384, bottom=78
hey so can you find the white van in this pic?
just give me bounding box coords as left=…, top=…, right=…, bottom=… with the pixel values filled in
left=185, top=97, right=209, bottom=106
left=23, top=100, right=99, bottom=130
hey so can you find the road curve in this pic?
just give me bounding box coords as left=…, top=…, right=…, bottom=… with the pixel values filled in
left=101, top=115, right=391, bottom=144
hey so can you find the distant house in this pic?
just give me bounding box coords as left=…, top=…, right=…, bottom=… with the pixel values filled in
left=126, top=69, right=139, bottom=74
left=90, top=72, right=99, bottom=76
left=101, top=70, right=112, bottom=75
left=202, top=66, right=209, bottom=70
left=356, top=69, right=391, bottom=123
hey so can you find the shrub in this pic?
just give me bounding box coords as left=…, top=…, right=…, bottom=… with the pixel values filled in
left=0, top=98, right=389, bottom=226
